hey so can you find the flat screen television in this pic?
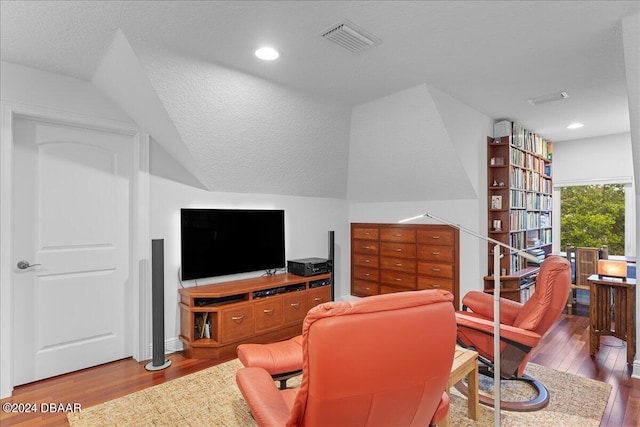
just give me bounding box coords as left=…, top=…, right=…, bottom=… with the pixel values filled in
left=180, top=208, right=285, bottom=281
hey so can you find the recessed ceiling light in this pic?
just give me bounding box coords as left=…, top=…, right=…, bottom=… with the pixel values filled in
left=255, top=47, right=280, bottom=60
left=567, top=123, right=584, bottom=129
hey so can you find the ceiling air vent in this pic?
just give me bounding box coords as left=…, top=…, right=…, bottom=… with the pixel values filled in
left=320, top=20, right=381, bottom=54
left=527, top=91, right=569, bottom=105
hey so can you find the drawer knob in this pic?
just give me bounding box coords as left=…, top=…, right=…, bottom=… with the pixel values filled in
left=364, top=259, right=370, bottom=263
left=394, top=263, right=403, bottom=266
left=431, top=236, right=441, bottom=239
left=394, top=278, right=402, bottom=282
left=365, top=246, right=373, bottom=249
left=314, top=297, right=323, bottom=302
left=432, top=251, right=440, bottom=255
left=432, top=268, right=441, bottom=272
left=290, top=303, right=301, bottom=309
left=394, top=248, right=402, bottom=252
left=263, top=309, right=274, bottom=315
left=231, top=315, right=245, bottom=323
left=393, top=233, right=402, bottom=237
left=364, top=273, right=370, bottom=276
left=431, top=284, right=441, bottom=288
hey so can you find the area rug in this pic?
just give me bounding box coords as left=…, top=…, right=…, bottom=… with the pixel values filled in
left=68, top=359, right=611, bottom=427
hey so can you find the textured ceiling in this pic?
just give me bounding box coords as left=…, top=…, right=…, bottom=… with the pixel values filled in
left=1, top=1, right=637, bottom=142
left=1, top=1, right=639, bottom=199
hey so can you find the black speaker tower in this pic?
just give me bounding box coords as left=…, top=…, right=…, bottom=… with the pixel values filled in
left=328, top=230, right=335, bottom=301
left=145, top=239, right=172, bottom=371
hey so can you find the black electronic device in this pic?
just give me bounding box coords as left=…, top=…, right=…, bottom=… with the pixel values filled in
left=288, top=257, right=329, bottom=277
left=180, top=208, right=285, bottom=281
left=309, top=278, right=331, bottom=288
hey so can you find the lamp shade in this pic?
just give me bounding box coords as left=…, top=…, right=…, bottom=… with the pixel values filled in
left=597, top=259, right=627, bottom=279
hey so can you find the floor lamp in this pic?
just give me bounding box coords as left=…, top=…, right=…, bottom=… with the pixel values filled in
left=399, top=212, right=539, bottom=427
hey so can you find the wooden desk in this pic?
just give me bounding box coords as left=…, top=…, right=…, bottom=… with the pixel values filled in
left=442, top=346, right=479, bottom=427
left=588, top=274, right=636, bottom=364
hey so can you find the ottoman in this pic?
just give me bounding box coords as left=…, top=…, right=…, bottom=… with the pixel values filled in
left=236, top=335, right=304, bottom=389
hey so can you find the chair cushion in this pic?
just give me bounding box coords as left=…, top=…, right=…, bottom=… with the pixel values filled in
left=237, top=335, right=303, bottom=375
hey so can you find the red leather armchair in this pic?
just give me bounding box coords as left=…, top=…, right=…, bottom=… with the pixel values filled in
left=456, top=255, right=571, bottom=411
left=236, top=289, right=457, bottom=427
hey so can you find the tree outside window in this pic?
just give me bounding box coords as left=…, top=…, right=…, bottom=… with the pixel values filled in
left=560, top=184, right=625, bottom=255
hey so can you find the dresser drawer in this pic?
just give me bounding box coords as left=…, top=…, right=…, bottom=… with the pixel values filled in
left=417, top=277, right=454, bottom=293
left=353, top=253, right=379, bottom=268
left=417, top=229, right=455, bottom=246
left=417, top=245, right=455, bottom=262
left=220, top=304, right=254, bottom=343
left=352, top=280, right=379, bottom=296
left=380, top=227, right=416, bottom=243
left=254, top=297, right=284, bottom=333
left=380, top=285, right=413, bottom=294
left=380, top=242, right=416, bottom=259
left=308, top=286, right=331, bottom=309
left=380, top=257, right=415, bottom=273
left=352, top=239, right=379, bottom=254
left=418, top=261, right=454, bottom=279
left=353, top=266, right=379, bottom=282
left=352, top=226, right=379, bottom=240
left=380, top=270, right=416, bottom=289
left=283, top=292, right=307, bottom=325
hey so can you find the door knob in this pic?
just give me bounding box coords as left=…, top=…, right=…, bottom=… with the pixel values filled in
left=16, top=260, right=41, bottom=270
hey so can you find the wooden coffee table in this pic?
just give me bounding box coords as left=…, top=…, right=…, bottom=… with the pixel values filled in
left=441, top=346, right=479, bottom=427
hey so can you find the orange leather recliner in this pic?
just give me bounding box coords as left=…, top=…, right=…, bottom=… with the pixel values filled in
left=456, top=255, right=571, bottom=411
left=236, top=289, right=457, bottom=427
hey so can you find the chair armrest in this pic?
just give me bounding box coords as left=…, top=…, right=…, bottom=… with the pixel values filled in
left=461, top=291, right=523, bottom=325
left=236, top=367, right=293, bottom=427
left=456, top=312, right=541, bottom=349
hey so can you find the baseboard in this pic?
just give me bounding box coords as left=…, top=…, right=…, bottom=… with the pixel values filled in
left=632, top=359, right=640, bottom=380
left=145, top=337, right=183, bottom=360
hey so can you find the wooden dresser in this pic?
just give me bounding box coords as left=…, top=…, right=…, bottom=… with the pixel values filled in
left=351, top=223, right=459, bottom=308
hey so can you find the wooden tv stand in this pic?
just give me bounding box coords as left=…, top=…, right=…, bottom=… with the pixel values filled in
left=179, top=273, right=331, bottom=360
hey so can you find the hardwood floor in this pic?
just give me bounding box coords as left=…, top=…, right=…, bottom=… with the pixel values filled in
left=1, top=313, right=639, bottom=426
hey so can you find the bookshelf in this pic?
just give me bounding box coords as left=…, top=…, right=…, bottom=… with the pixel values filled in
left=486, top=122, right=553, bottom=301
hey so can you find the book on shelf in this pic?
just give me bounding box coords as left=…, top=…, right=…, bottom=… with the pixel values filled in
left=527, top=248, right=546, bottom=266
left=195, top=312, right=209, bottom=339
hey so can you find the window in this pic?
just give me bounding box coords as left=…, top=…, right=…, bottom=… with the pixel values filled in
left=560, top=184, right=625, bottom=254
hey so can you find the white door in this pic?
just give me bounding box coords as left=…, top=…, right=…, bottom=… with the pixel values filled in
left=12, top=117, right=133, bottom=386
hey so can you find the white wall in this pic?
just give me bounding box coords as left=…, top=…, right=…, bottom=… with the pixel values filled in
left=553, top=133, right=634, bottom=185
left=1, top=61, right=132, bottom=124
left=552, top=132, right=636, bottom=256
left=149, top=156, right=349, bottom=351
left=347, top=84, right=494, bottom=306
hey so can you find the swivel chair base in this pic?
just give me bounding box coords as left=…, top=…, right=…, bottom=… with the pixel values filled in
left=454, top=365, right=550, bottom=412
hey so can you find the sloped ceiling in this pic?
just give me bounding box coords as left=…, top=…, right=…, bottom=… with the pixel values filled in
left=1, top=1, right=639, bottom=200
left=93, top=30, right=353, bottom=197
left=92, top=30, right=209, bottom=190
left=134, top=43, right=352, bottom=197
left=91, top=30, right=473, bottom=201
left=348, top=84, right=478, bottom=202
